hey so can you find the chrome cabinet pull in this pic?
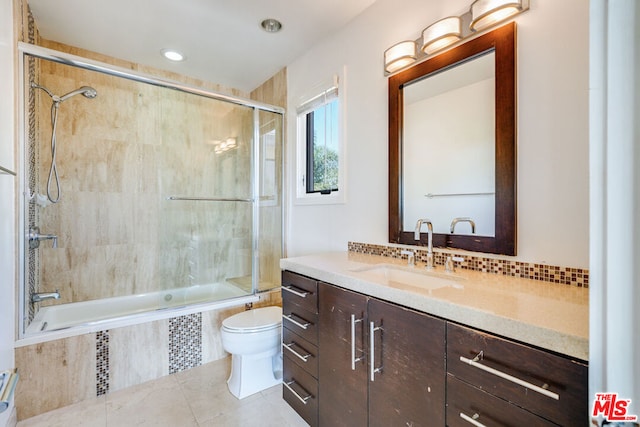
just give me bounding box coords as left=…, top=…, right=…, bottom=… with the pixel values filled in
left=369, top=321, right=383, bottom=381
left=282, top=285, right=309, bottom=298
left=459, top=352, right=560, bottom=400
left=283, top=342, right=311, bottom=362
left=282, top=313, right=311, bottom=330
left=283, top=380, right=313, bottom=405
left=460, top=412, right=487, bottom=427
left=350, top=314, right=364, bottom=370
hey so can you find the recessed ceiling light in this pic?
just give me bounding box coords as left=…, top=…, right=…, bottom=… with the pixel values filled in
left=261, top=18, right=282, bottom=33
left=161, top=49, right=185, bottom=62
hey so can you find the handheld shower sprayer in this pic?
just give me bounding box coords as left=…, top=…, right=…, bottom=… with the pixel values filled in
left=30, top=82, right=98, bottom=203
left=31, top=83, right=97, bottom=103
left=58, top=86, right=98, bottom=102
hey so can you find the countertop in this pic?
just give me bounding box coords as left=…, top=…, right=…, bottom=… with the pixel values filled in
left=280, top=252, right=589, bottom=361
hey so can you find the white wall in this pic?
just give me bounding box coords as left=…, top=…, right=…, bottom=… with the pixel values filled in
left=0, top=0, right=16, bottom=423
left=286, top=0, right=589, bottom=268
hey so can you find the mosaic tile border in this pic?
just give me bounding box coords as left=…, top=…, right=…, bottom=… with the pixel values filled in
left=96, top=330, right=109, bottom=396
left=348, top=241, right=589, bottom=287
left=169, top=313, right=203, bottom=374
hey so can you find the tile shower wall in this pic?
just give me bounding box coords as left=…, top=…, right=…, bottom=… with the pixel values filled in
left=32, top=58, right=254, bottom=304
left=348, top=242, right=589, bottom=287
left=21, top=8, right=280, bottom=315
left=14, top=290, right=282, bottom=420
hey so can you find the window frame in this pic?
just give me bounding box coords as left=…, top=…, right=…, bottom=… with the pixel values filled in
left=294, top=71, right=346, bottom=205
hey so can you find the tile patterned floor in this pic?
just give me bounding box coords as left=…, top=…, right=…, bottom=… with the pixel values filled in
left=16, top=357, right=308, bottom=427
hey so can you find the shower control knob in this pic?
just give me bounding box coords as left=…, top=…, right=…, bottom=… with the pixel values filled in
left=27, top=226, right=58, bottom=249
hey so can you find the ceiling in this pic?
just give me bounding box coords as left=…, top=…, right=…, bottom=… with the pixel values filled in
left=28, top=0, right=377, bottom=93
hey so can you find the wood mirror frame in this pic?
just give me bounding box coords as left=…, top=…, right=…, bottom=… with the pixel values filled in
left=388, top=22, right=516, bottom=255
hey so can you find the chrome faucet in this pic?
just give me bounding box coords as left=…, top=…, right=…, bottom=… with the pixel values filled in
left=31, top=290, right=60, bottom=303
left=27, top=226, right=58, bottom=249
left=415, top=218, right=435, bottom=270
left=450, top=217, right=476, bottom=234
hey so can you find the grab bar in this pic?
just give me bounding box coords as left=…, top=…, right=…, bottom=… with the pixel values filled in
left=167, top=196, right=252, bottom=202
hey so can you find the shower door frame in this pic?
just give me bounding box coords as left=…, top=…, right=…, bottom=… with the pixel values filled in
left=17, top=42, right=286, bottom=338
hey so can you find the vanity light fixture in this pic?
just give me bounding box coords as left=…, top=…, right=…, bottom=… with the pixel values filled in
left=161, top=49, right=185, bottom=62
left=421, top=16, right=462, bottom=55
left=384, top=41, right=417, bottom=74
left=383, top=0, right=528, bottom=75
left=470, top=0, right=523, bottom=32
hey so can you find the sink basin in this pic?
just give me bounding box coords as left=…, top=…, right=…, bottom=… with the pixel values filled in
left=348, top=264, right=463, bottom=292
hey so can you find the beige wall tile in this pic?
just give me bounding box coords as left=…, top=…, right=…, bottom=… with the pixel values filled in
left=14, top=334, right=96, bottom=420
left=109, top=320, right=169, bottom=392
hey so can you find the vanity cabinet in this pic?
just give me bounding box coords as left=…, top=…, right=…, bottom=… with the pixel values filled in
left=446, top=323, right=588, bottom=427
left=318, top=282, right=446, bottom=426
left=281, top=271, right=320, bottom=427
left=281, top=270, right=588, bottom=427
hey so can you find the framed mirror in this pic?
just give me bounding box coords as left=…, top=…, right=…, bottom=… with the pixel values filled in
left=388, top=23, right=516, bottom=255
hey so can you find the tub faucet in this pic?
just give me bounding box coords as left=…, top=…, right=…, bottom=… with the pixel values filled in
left=450, top=217, right=476, bottom=234
left=415, top=219, right=435, bottom=270
left=31, top=290, right=60, bottom=303
left=27, top=226, right=58, bottom=249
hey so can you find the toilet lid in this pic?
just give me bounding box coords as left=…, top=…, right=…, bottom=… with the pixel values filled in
left=222, top=306, right=282, bottom=332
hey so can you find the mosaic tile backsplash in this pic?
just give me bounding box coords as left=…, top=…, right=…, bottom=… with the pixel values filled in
left=348, top=241, right=589, bottom=288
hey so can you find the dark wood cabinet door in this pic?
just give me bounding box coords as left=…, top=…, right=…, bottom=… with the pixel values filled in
left=446, top=375, right=558, bottom=427
left=368, top=298, right=446, bottom=427
left=318, top=282, right=368, bottom=427
left=447, top=323, right=588, bottom=427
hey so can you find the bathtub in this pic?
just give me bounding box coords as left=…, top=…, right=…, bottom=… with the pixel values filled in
left=20, top=281, right=259, bottom=345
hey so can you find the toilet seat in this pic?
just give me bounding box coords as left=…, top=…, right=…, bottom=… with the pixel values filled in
left=222, top=306, right=282, bottom=334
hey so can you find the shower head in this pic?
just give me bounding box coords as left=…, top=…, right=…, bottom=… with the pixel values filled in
left=31, top=82, right=97, bottom=103
left=58, top=86, right=98, bottom=102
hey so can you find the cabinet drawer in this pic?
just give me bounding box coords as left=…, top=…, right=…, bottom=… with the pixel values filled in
left=283, top=354, right=318, bottom=427
left=447, top=375, right=557, bottom=427
left=282, top=271, right=318, bottom=314
left=447, top=323, right=587, bottom=427
left=283, top=327, right=318, bottom=378
left=282, top=305, right=318, bottom=345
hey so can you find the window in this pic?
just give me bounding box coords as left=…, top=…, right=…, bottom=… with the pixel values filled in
left=305, top=98, right=339, bottom=194
left=295, top=73, right=345, bottom=204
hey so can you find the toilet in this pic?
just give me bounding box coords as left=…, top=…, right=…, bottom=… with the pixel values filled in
left=221, top=306, right=283, bottom=399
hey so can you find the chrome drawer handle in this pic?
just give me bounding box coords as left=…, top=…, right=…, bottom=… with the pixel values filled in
left=282, top=313, right=311, bottom=330
left=459, top=353, right=560, bottom=400
left=350, top=314, right=364, bottom=370
left=369, top=321, right=383, bottom=381
left=283, top=342, right=311, bottom=362
left=282, top=285, right=309, bottom=298
left=283, top=380, right=313, bottom=405
left=460, top=412, right=487, bottom=427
